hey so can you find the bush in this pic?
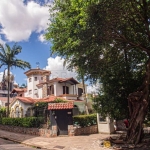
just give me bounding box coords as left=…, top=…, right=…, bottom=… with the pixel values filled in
left=73, top=114, right=97, bottom=127
left=0, top=117, right=44, bottom=128
left=0, top=107, right=6, bottom=118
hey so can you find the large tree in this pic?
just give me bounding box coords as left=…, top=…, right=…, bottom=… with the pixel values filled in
left=0, top=43, right=31, bottom=117
left=93, top=48, right=146, bottom=119
left=46, top=0, right=150, bottom=144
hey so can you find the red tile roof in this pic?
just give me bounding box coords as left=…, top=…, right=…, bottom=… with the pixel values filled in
left=11, top=88, right=27, bottom=93
left=15, top=97, right=35, bottom=104
left=36, top=95, right=67, bottom=103
left=58, top=77, right=79, bottom=84
left=24, top=69, right=51, bottom=75
left=10, top=95, right=83, bottom=108
left=36, top=77, right=79, bottom=86
left=48, top=102, right=73, bottom=110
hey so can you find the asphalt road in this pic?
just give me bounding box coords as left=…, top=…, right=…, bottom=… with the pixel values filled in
left=0, top=138, right=46, bottom=150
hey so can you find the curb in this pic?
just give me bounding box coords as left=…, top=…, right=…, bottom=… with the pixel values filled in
left=0, top=136, right=43, bottom=149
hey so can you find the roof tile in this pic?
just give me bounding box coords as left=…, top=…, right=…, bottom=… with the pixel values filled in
left=48, top=102, right=73, bottom=110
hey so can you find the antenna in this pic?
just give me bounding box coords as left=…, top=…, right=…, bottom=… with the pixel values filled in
left=36, top=62, right=40, bottom=69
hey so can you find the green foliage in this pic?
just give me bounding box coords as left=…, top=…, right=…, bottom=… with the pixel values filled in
left=34, top=102, right=48, bottom=108
left=0, top=107, right=6, bottom=118
left=20, top=83, right=27, bottom=88
left=33, top=102, right=48, bottom=117
left=92, top=52, right=145, bottom=119
left=0, top=43, right=31, bottom=116
left=73, top=114, right=97, bottom=127
left=0, top=117, right=44, bottom=128
left=46, top=0, right=150, bottom=79
left=0, top=43, right=31, bottom=70
left=46, top=0, right=150, bottom=120
left=51, top=98, right=67, bottom=103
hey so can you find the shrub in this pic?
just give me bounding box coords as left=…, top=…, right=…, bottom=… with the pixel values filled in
left=0, top=107, right=6, bottom=118
left=0, top=117, right=44, bottom=128
left=51, top=98, right=67, bottom=103
left=73, top=114, right=97, bottom=127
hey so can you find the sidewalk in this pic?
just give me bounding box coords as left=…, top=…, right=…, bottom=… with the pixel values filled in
left=0, top=129, right=112, bottom=150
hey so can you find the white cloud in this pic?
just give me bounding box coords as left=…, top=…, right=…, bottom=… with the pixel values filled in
left=0, top=0, right=50, bottom=42
left=44, top=56, right=77, bottom=79
left=87, top=83, right=102, bottom=94
left=38, top=33, right=46, bottom=43
left=0, top=70, right=14, bottom=82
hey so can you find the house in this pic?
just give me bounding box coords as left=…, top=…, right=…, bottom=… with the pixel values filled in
left=10, top=68, right=86, bottom=118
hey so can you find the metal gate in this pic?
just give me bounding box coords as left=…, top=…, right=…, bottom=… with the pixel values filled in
left=55, top=110, right=69, bottom=135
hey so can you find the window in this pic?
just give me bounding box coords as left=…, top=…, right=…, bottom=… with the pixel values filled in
left=34, top=77, right=37, bottom=81
left=29, top=90, right=32, bottom=94
left=63, top=86, right=69, bottom=94
left=15, top=106, right=20, bottom=118
left=34, top=89, right=38, bottom=94
left=29, top=78, right=32, bottom=82
left=48, top=85, right=54, bottom=95
left=78, top=88, right=83, bottom=97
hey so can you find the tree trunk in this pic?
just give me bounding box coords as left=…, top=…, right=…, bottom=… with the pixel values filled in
left=7, top=66, right=10, bottom=117
left=126, top=58, right=150, bottom=144
left=82, top=75, right=89, bottom=115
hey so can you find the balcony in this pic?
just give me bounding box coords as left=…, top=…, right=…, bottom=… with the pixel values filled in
left=58, top=94, right=78, bottom=100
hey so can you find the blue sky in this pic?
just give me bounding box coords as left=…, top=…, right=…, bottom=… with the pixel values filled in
left=0, top=0, right=57, bottom=85
left=0, top=0, right=97, bottom=93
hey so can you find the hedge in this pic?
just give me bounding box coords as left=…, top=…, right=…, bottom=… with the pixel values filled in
left=0, top=117, right=44, bottom=128
left=73, top=114, right=97, bottom=127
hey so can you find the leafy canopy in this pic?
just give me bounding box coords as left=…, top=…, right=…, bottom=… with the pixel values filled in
left=0, top=43, right=31, bottom=69
left=45, top=0, right=150, bottom=119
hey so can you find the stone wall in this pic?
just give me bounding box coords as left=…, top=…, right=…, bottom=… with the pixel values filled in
left=74, top=125, right=98, bottom=135
left=0, top=125, right=57, bottom=137
left=0, top=124, right=98, bottom=137
left=0, top=125, right=40, bottom=136
left=0, top=125, right=69, bottom=137
left=68, top=125, right=74, bottom=136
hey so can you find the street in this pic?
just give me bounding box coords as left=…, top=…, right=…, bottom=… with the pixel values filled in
left=0, top=138, right=46, bottom=150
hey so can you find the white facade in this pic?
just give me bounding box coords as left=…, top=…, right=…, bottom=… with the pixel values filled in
left=10, top=100, right=32, bottom=118
left=24, top=69, right=87, bottom=100
left=10, top=68, right=87, bottom=117
left=25, top=74, right=43, bottom=98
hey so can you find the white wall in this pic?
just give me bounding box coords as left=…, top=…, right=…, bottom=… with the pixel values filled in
left=27, top=75, right=34, bottom=98
left=11, top=100, right=32, bottom=117
left=26, top=74, right=43, bottom=99
left=97, top=114, right=115, bottom=134
left=38, top=87, right=43, bottom=99
left=74, top=101, right=85, bottom=113
left=0, top=100, right=4, bottom=107
left=55, top=82, right=75, bottom=96
left=55, top=82, right=61, bottom=96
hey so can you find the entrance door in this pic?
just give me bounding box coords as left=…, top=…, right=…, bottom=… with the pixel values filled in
left=55, top=110, right=69, bottom=135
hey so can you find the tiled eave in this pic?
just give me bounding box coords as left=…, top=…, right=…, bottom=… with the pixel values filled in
left=24, top=69, right=51, bottom=76
left=48, top=102, right=73, bottom=110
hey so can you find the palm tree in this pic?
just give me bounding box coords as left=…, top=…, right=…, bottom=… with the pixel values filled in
left=0, top=43, right=31, bottom=117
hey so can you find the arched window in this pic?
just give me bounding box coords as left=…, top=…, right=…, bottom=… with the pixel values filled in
left=15, top=106, right=20, bottom=118
left=49, top=85, right=54, bottom=95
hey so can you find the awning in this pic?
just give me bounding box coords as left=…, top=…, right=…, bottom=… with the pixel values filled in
left=48, top=102, right=73, bottom=110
